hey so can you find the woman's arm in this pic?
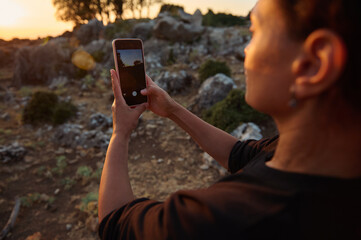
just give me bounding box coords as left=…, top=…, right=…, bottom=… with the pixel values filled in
left=98, top=70, right=147, bottom=222
left=141, top=77, right=238, bottom=169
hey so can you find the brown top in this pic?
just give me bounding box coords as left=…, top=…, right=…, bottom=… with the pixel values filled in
left=99, top=136, right=361, bottom=239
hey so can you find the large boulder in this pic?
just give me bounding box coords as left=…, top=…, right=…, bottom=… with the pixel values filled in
left=74, top=19, right=104, bottom=45
left=153, top=15, right=204, bottom=42
left=230, top=122, right=263, bottom=141
left=192, top=73, right=236, bottom=111
left=13, top=37, right=75, bottom=87
left=84, top=39, right=112, bottom=66
left=132, top=21, right=155, bottom=41
left=154, top=70, right=193, bottom=94
left=205, top=27, right=248, bottom=56
left=179, top=9, right=203, bottom=27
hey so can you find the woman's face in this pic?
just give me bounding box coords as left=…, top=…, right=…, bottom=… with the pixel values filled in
left=244, top=0, right=302, bottom=116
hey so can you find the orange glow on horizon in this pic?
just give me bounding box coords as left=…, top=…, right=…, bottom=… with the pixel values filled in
left=0, top=0, right=256, bottom=41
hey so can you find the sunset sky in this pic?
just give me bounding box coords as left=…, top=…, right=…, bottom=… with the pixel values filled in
left=0, top=0, right=257, bottom=40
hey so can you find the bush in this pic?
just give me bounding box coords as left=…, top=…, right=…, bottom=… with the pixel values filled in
left=202, top=89, right=267, bottom=132
left=52, top=101, right=77, bottom=125
left=91, top=50, right=105, bottom=63
left=22, top=91, right=77, bottom=126
left=159, top=4, right=184, bottom=17
left=198, top=59, right=231, bottom=82
left=22, top=91, right=58, bottom=125
left=104, top=19, right=149, bottom=40
left=202, top=9, right=247, bottom=27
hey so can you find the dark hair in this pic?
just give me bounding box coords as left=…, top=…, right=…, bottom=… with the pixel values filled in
left=277, top=0, right=361, bottom=111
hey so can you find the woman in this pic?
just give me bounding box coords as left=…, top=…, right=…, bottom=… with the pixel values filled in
left=98, top=0, right=361, bottom=239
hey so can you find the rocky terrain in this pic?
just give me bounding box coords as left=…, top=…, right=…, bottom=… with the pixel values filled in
left=0, top=9, right=276, bottom=240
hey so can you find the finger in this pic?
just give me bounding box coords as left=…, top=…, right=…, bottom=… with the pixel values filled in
left=133, top=103, right=147, bottom=116
left=146, top=74, right=156, bottom=86
left=110, top=69, right=125, bottom=104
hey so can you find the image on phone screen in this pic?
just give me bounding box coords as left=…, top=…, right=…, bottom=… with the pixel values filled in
left=116, top=49, right=147, bottom=106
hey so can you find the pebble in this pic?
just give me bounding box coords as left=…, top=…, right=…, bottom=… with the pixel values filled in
left=66, top=224, right=72, bottom=231
left=54, top=188, right=60, bottom=195
left=157, top=158, right=164, bottom=163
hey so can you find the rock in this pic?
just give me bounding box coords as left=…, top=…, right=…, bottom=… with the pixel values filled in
left=48, top=76, right=69, bottom=90
left=53, top=124, right=110, bottom=150
left=0, top=142, right=27, bottom=163
left=202, top=152, right=227, bottom=176
left=1, top=112, right=10, bottom=121
left=153, top=15, right=204, bottom=42
left=192, top=73, right=236, bottom=111
left=88, top=113, right=112, bottom=130
left=230, top=122, right=263, bottom=141
left=132, top=21, right=155, bottom=41
left=66, top=223, right=72, bottom=231
left=74, top=19, right=104, bottom=45
left=192, top=9, right=203, bottom=27
left=13, top=38, right=75, bottom=87
left=154, top=70, right=193, bottom=94
left=84, top=39, right=112, bottom=64
left=205, top=27, right=247, bottom=56
left=179, top=9, right=203, bottom=27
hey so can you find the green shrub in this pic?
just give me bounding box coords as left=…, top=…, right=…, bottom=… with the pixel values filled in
left=52, top=101, right=77, bottom=125
left=22, top=91, right=77, bottom=126
left=91, top=50, right=105, bottom=63
left=104, top=19, right=149, bottom=40
left=22, top=91, right=58, bottom=125
left=202, top=9, right=247, bottom=27
left=159, top=4, right=184, bottom=17
left=202, top=89, right=267, bottom=132
left=76, top=166, right=93, bottom=178
left=198, top=59, right=231, bottom=82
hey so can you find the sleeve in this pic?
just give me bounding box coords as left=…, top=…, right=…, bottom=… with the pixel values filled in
left=228, top=136, right=278, bottom=174
left=98, top=179, right=288, bottom=240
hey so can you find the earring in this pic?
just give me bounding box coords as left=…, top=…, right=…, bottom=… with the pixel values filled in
left=288, top=85, right=298, bottom=108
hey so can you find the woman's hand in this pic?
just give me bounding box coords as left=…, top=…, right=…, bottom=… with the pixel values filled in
left=141, top=75, right=179, bottom=118
left=110, top=69, right=146, bottom=138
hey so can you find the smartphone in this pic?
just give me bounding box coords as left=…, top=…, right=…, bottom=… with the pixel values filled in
left=112, top=38, right=147, bottom=106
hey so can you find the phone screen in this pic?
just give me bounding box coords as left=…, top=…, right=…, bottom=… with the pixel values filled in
left=114, top=40, right=147, bottom=106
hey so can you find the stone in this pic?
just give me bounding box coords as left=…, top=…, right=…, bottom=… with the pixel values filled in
left=154, top=70, right=193, bottom=94
left=178, top=9, right=203, bottom=27
left=66, top=223, right=72, bottom=231
left=202, top=152, right=228, bottom=176
left=193, top=73, right=236, bottom=111
left=0, top=142, right=27, bottom=163
left=132, top=21, right=155, bottom=41
left=1, top=112, right=10, bottom=121
left=53, top=124, right=110, bottom=150
left=153, top=15, right=204, bottom=42
left=74, top=19, right=104, bottom=45
left=48, top=76, right=69, bottom=90
left=88, top=113, right=112, bottom=130
left=230, top=122, right=263, bottom=141
left=84, top=39, right=112, bottom=64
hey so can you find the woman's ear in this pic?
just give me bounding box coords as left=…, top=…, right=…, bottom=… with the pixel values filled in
left=291, top=29, right=347, bottom=100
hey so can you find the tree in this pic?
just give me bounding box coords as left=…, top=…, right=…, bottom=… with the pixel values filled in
left=53, top=0, right=160, bottom=25
left=53, top=0, right=96, bottom=26
left=53, top=0, right=125, bottom=26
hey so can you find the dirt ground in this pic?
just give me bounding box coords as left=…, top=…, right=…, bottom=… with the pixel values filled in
left=0, top=58, right=276, bottom=239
